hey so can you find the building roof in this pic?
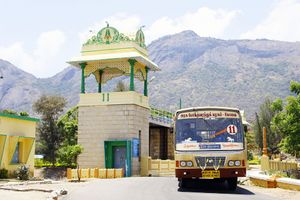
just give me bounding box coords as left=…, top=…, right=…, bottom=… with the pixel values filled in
left=67, top=51, right=160, bottom=71
left=0, top=112, right=40, bottom=122
left=176, top=106, right=241, bottom=114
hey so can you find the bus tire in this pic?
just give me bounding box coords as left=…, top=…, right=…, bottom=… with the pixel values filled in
left=227, top=177, right=237, bottom=191
left=178, top=179, right=187, bottom=189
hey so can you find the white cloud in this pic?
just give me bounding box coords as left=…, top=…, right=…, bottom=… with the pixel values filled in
left=80, top=8, right=240, bottom=45
left=146, top=7, right=240, bottom=42
left=1, top=8, right=239, bottom=78
left=0, top=30, right=66, bottom=78
left=241, top=0, right=300, bottom=41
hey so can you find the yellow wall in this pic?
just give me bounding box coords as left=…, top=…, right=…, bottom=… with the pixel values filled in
left=79, top=91, right=149, bottom=108
left=0, top=114, right=38, bottom=176
left=81, top=41, right=148, bottom=57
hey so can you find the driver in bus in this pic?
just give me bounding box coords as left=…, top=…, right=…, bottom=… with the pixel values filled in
left=182, top=122, right=202, bottom=142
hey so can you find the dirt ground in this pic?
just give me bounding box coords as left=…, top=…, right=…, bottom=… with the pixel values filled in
left=0, top=179, right=89, bottom=200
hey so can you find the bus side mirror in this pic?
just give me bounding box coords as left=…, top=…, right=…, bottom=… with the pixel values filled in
left=244, top=125, right=248, bottom=133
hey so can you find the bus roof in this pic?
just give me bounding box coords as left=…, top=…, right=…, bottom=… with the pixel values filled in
left=175, top=106, right=251, bottom=125
left=175, top=106, right=240, bottom=115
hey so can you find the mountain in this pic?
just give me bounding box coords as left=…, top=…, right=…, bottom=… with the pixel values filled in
left=1, top=30, right=300, bottom=119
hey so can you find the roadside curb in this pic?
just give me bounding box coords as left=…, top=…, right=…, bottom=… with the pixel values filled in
left=249, top=174, right=300, bottom=191
left=276, top=177, right=300, bottom=191
left=249, top=174, right=276, bottom=188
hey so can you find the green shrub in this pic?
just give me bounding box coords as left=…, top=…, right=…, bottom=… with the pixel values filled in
left=34, top=158, right=75, bottom=168
left=247, top=151, right=254, bottom=160
left=2, top=109, right=18, bottom=115
left=57, top=145, right=83, bottom=167
left=15, top=165, right=29, bottom=180
left=19, top=112, right=29, bottom=116
left=34, top=158, right=52, bottom=168
left=0, top=168, right=8, bottom=179
left=248, top=159, right=261, bottom=165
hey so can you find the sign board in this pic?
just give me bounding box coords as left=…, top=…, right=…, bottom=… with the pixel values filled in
left=132, top=138, right=139, bottom=157
left=177, top=111, right=239, bottom=120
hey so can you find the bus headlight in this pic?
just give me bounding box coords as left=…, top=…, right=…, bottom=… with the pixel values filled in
left=228, top=160, right=235, bottom=166
left=180, top=161, right=187, bottom=167
left=235, top=160, right=241, bottom=166
left=186, top=161, right=193, bottom=167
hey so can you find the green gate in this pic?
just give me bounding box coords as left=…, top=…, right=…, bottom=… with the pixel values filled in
left=104, top=140, right=131, bottom=177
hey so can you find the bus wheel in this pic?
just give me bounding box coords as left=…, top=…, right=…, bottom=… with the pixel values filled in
left=227, top=177, right=237, bottom=191
left=178, top=179, right=187, bottom=189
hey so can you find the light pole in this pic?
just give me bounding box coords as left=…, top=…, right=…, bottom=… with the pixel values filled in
left=0, top=68, right=3, bottom=79
left=0, top=69, right=3, bottom=108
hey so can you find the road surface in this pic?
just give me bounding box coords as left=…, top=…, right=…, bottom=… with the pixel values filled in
left=63, top=177, right=299, bottom=200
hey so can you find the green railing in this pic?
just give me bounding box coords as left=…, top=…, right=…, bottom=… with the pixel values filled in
left=150, top=107, right=173, bottom=125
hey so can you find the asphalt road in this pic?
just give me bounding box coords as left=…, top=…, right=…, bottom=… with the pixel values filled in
left=64, top=177, right=282, bottom=200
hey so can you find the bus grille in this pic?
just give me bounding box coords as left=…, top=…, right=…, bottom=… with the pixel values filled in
left=195, top=156, right=226, bottom=167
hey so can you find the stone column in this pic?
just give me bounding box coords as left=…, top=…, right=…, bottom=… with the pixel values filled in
left=261, top=127, right=270, bottom=171
left=80, top=63, right=87, bottom=93
left=128, top=59, right=136, bottom=91
left=262, top=127, right=268, bottom=156
left=144, top=67, right=148, bottom=96
left=98, top=70, right=103, bottom=93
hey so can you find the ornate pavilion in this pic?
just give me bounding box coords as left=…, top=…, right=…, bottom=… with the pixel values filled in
left=67, top=23, right=161, bottom=176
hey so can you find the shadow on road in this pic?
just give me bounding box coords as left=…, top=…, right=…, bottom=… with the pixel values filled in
left=178, top=180, right=254, bottom=195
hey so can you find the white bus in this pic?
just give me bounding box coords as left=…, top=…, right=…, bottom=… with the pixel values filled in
left=174, top=107, right=247, bottom=190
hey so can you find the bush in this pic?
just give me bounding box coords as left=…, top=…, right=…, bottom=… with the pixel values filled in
left=2, top=109, right=18, bottom=115
left=15, top=165, right=29, bottom=180
left=19, top=112, right=29, bottom=116
left=248, top=159, right=261, bottom=165
left=34, top=158, right=52, bottom=168
left=247, top=151, right=254, bottom=160
left=286, top=169, right=300, bottom=179
left=57, top=145, right=83, bottom=167
left=0, top=168, right=8, bottom=179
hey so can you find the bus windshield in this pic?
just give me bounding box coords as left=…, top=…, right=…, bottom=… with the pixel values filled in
left=175, top=110, right=244, bottom=151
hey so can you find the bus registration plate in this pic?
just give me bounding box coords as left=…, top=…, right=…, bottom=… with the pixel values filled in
left=201, top=170, right=220, bottom=179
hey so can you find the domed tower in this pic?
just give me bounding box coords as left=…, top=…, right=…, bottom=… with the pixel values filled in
left=67, top=24, right=159, bottom=176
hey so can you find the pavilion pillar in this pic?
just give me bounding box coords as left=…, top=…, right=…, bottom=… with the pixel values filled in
left=144, top=67, right=149, bottom=96
left=98, top=70, right=103, bottom=93
left=261, top=126, right=270, bottom=171
left=80, top=63, right=87, bottom=93
left=128, top=59, right=136, bottom=91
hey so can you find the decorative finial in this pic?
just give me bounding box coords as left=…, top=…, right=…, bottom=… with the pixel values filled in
left=140, top=25, right=145, bottom=30
left=105, top=21, right=109, bottom=27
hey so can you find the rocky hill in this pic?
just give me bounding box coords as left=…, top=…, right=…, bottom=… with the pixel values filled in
left=1, top=30, right=300, bottom=120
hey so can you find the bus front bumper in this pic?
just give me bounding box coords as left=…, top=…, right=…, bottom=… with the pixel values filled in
left=176, top=168, right=246, bottom=179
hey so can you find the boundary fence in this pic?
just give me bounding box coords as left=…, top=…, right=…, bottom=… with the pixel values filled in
left=141, top=157, right=175, bottom=176
left=67, top=168, right=123, bottom=180
left=269, top=160, right=298, bottom=171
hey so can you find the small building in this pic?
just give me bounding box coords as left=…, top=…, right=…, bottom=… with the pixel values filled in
left=67, top=24, right=161, bottom=176
left=0, top=112, right=39, bottom=176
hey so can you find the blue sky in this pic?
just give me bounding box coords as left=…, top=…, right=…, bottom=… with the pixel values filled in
left=0, top=0, right=299, bottom=78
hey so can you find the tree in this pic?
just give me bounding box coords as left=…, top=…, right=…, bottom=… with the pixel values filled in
left=33, top=95, right=66, bottom=166
left=57, top=107, right=78, bottom=146
left=114, top=80, right=128, bottom=92
left=57, top=107, right=83, bottom=168
left=253, top=98, right=281, bottom=154
left=245, top=131, right=258, bottom=160
left=271, top=81, right=300, bottom=157
left=254, top=112, right=263, bottom=150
